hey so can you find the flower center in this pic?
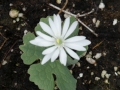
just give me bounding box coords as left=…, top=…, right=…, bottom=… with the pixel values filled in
left=56, top=38, right=62, bottom=45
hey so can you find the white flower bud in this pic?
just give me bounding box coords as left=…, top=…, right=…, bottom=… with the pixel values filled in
left=9, top=9, right=19, bottom=18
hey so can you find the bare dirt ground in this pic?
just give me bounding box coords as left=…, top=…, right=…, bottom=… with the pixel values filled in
left=0, top=0, right=120, bottom=90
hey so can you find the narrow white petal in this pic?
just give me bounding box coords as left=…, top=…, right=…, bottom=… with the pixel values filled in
left=49, top=18, right=58, bottom=36
left=65, top=43, right=86, bottom=51
left=30, top=37, right=54, bottom=47
left=36, top=31, right=54, bottom=41
left=39, top=22, right=54, bottom=36
left=41, top=54, right=52, bottom=65
left=64, top=21, right=78, bottom=39
left=76, top=40, right=91, bottom=46
left=62, top=17, right=70, bottom=37
left=60, top=48, right=67, bottom=66
left=30, top=37, right=41, bottom=46
left=64, top=47, right=80, bottom=60
left=65, top=36, right=86, bottom=42
left=53, top=14, right=60, bottom=36
left=42, top=46, right=57, bottom=55
left=51, top=48, right=60, bottom=62
left=56, top=14, right=62, bottom=35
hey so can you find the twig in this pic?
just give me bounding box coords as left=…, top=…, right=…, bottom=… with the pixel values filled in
left=2, top=40, right=18, bottom=61
left=49, top=3, right=98, bottom=37
left=92, top=40, right=104, bottom=49
left=58, top=0, right=68, bottom=14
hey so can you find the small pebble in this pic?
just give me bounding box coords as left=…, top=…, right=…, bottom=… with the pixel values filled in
left=18, top=13, right=23, bottom=17
left=115, top=72, right=118, bottom=76
left=2, top=60, right=7, bottom=65
left=101, top=70, right=107, bottom=78
left=114, top=66, right=118, bottom=71
left=105, top=74, right=111, bottom=79
left=104, top=79, right=109, bottom=84
left=94, top=53, right=102, bottom=59
left=92, top=18, right=96, bottom=24
left=86, top=57, right=96, bottom=64
left=43, top=9, right=46, bottom=11
left=79, top=73, right=83, bottom=78
left=11, top=49, right=14, bottom=52
left=91, top=72, right=94, bottom=75
left=9, top=3, right=13, bottom=6
left=95, top=20, right=100, bottom=27
left=56, top=0, right=61, bottom=4
left=117, top=71, right=120, bottom=75
left=95, top=77, right=100, bottom=81
left=72, top=3, right=75, bottom=7
left=99, top=0, right=105, bottom=10
left=16, top=17, right=20, bottom=22
left=13, top=20, right=16, bottom=23
left=76, top=62, right=81, bottom=67
left=9, top=9, right=19, bottom=18
left=113, top=19, right=118, bottom=25
left=69, top=70, right=73, bottom=74
left=22, top=7, right=26, bottom=11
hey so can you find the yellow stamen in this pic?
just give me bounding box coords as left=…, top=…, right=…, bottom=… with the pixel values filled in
left=56, top=39, right=60, bottom=44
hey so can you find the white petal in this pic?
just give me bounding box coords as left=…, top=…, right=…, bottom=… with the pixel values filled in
left=36, top=31, right=54, bottom=41
left=64, top=47, right=80, bottom=60
left=76, top=40, right=91, bottom=46
left=30, top=37, right=41, bottom=46
left=41, top=54, right=52, bottom=65
left=39, top=22, right=54, bottom=36
left=42, top=46, right=57, bottom=55
left=60, top=48, right=67, bottom=66
left=65, top=42, right=86, bottom=51
left=30, top=37, right=54, bottom=47
left=53, top=14, right=60, bottom=36
left=62, top=17, right=70, bottom=37
left=49, top=18, right=58, bottom=36
left=65, top=36, right=86, bottom=42
left=64, top=21, right=78, bottom=39
left=51, top=48, right=60, bottom=62
left=56, top=14, right=62, bottom=35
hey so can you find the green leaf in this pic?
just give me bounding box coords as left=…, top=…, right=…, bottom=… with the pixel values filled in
left=19, top=32, right=44, bottom=65
left=76, top=46, right=88, bottom=57
left=28, top=61, right=77, bottom=90
left=67, top=55, right=78, bottom=66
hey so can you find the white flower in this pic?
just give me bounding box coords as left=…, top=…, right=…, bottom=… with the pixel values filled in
left=30, top=14, right=91, bottom=66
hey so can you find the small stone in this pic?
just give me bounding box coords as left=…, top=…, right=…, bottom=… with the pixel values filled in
left=16, top=17, right=20, bottom=22
left=117, top=71, right=120, bottom=75
left=2, top=60, right=7, bottom=65
left=22, top=7, right=26, bottom=11
left=92, top=18, right=96, bottom=24
left=95, top=77, right=100, bottom=81
left=94, top=53, right=102, bottom=59
left=79, top=73, right=83, bottom=78
left=9, top=9, right=19, bottom=18
left=105, top=74, right=111, bottom=79
left=113, top=19, right=117, bottom=25
left=72, top=3, right=75, bottom=7
left=13, top=20, right=16, bottom=23
left=43, top=9, right=46, bottom=11
left=76, top=62, right=81, bottom=67
left=18, top=13, right=23, bottom=17
left=69, top=70, right=73, bottom=74
left=87, top=66, right=90, bottom=69
left=101, top=70, right=107, bottom=78
left=104, top=79, right=109, bottom=84
left=95, top=20, right=100, bottom=27
left=99, top=1, right=105, bottom=10
left=11, top=49, right=14, bottom=52
left=9, top=3, right=13, bottom=6
left=91, top=72, right=94, bottom=75
left=56, top=0, right=61, bottom=4
left=115, top=72, right=118, bottom=76
left=86, top=57, right=96, bottom=64
left=114, top=66, right=118, bottom=71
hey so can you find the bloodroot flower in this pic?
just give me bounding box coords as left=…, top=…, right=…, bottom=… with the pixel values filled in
left=30, top=14, right=91, bottom=66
